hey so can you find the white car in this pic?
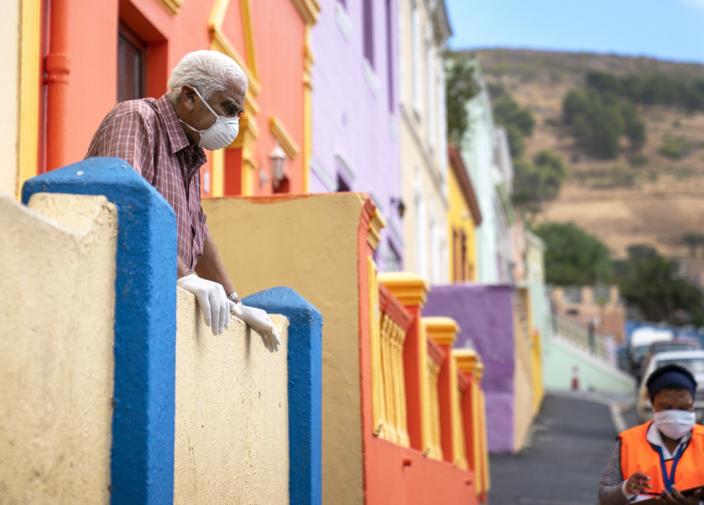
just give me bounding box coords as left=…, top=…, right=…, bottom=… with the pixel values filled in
left=636, top=350, right=704, bottom=424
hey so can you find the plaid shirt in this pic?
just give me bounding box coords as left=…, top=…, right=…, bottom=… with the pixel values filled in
left=85, top=94, right=208, bottom=273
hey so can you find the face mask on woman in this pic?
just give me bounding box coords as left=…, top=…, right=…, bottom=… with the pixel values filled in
left=180, top=87, right=240, bottom=151
left=653, top=409, right=696, bottom=440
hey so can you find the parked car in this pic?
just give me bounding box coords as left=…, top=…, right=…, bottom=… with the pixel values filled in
left=639, top=337, right=702, bottom=380
left=629, top=327, right=673, bottom=378
left=637, top=350, right=704, bottom=423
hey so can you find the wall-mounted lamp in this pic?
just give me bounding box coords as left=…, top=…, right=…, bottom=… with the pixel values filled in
left=269, top=141, right=286, bottom=188
left=390, top=197, right=406, bottom=219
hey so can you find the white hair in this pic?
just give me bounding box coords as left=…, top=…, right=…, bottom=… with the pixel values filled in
left=168, top=50, right=248, bottom=102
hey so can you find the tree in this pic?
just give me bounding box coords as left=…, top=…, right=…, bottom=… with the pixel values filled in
left=445, top=55, right=479, bottom=145
left=586, top=71, right=620, bottom=95
left=493, top=95, right=535, bottom=137
left=619, top=255, right=704, bottom=323
left=533, top=150, right=567, bottom=199
left=562, top=89, right=589, bottom=125
left=681, top=233, right=704, bottom=258
left=512, top=150, right=567, bottom=207
left=533, top=222, right=613, bottom=285
left=590, top=103, right=624, bottom=158
left=626, top=244, right=658, bottom=259
left=504, top=124, right=526, bottom=159
left=562, top=89, right=628, bottom=159
left=621, top=101, right=646, bottom=150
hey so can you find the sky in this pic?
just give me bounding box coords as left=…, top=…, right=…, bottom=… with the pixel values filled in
left=445, top=0, right=704, bottom=64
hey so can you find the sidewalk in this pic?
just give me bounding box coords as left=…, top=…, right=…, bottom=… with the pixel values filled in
left=488, top=393, right=622, bottom=505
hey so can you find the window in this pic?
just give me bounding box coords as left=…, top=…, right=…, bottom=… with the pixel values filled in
left=452, top=229, right=460, bottom=282
left=379, top=242, right=402, bottom=272
left=461, top=230, right=468, bottom=281
left=385, top=0, right=394, bottom=112
left=415, top=168, right=427, bottom=279
left=363, top=0, right=374, bottom=67
left=118, top=22, right=146, bottom=103
left=336, top=173, right=351, bottom=192
left=425, top=30, right=434, bottom=147
left=411, top=0, right=421, bottom=113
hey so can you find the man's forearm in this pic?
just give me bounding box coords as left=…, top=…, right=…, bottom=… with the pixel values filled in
left=194, top=232, right=236, bottom=298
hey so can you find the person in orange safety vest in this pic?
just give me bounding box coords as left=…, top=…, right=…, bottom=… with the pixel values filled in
left=598, top=364, right=704, bottom=505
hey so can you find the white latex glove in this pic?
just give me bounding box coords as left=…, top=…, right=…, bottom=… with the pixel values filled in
left=233, top=304, right=281, bottom=353
left=177, top=274, right=240, bottom=336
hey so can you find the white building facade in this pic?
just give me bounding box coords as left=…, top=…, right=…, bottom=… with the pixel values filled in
left=398, top=0, right=451, bottom=285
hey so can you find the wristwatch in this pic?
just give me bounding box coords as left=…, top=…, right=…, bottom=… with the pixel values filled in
left=227, top=291, right=239, bottom=302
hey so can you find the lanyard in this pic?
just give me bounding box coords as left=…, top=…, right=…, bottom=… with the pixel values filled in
left=655, top=441, right=688, bottom=493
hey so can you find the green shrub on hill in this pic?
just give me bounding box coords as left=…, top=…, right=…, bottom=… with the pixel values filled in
left=585, top=70, right=704, bottom=113
left=493, top=95, right=536, bottom=137
left=513, top=150, right=567, bottom=205
left=658, top=135, right=691, bottom=159
left=562, top=89, right=635, bottom=158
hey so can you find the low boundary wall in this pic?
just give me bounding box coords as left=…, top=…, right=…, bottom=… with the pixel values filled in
left=12, top=158, right=323, bottom=505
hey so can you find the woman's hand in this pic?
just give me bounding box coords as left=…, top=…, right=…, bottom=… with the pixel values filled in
left=624, top=472, right=652, bottom=496
left=658, top=486, right=701, bottom=504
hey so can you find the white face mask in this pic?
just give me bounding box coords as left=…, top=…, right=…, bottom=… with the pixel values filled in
left=179, top=87, right=240, bottom=151
left=654, top=410, right=696, bottom=440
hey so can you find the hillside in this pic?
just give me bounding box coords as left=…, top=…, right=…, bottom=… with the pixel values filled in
left=474, top=49, right=704, bottom=271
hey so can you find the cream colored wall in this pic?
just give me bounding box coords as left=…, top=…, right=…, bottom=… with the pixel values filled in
left=400, top=124, right=449, bottom=285
left=398, top=0, right=449, bottom=285
left=174, top=288, right=289, bottom=505
left=203, top=194, right=366, bottom=505
left=0, top=0, right=19, bottom=197
left=0, top=192, right=117, bottom=504
left=512, top=296, right=535, bottom=452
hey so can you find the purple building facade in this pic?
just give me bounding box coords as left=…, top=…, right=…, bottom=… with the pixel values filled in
left=424, top=284, right=518, bottom=453
left=310, top=0, right=403, bottom=271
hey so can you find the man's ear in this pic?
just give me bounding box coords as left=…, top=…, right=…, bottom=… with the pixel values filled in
left=180, top=85, right=197, bottom=112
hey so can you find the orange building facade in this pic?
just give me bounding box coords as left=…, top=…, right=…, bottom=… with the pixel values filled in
left=25, top=0, right=318, bottom=197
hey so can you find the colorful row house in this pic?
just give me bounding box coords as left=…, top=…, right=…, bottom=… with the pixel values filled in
left=309, top=0, right=403, bottom=272
left=447, top=146, right=482, bottom=282
left=2, top=0, right=320, bottom=199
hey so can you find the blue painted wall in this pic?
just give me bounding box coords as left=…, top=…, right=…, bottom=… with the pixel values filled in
left=244, top=287, right=323, bottom=505
left=23, top=158, right=177, bottom=505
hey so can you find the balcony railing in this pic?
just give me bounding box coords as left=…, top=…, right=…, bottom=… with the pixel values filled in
left=551, top=313, right=616, bottom=364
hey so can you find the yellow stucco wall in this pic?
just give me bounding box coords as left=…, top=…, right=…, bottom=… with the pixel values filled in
left=0, top=0, right=19, bottom=197
left=174, top=288, right=290, bottom=505
left=0, top=192, right=117, bottom=504
left=203, top=194, right=367, bottom=505
left=512, top=289, right=535, bottom=452
left=447, top=166, right=477, bottom=282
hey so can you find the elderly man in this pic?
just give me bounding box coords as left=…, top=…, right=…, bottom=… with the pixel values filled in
left=86, top=50, right=279, bottom=351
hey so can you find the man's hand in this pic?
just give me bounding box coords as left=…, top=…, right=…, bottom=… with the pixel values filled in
left=623, top=473, right=651, bottom=496
left=233, top=305, right=281, bottom=353
left=177, top=274, right=230, bottom=335
left=659, top=486, right=702, bottom=505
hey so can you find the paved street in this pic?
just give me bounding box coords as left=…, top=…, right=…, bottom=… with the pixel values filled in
left=488, top=394, right=623, bottom=505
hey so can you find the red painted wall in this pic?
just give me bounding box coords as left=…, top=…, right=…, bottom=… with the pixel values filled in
left=42, top=0, right=305, bottom=196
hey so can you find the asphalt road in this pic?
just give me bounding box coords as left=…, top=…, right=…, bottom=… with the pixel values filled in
left=488, top=394, right=620, bottom=505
